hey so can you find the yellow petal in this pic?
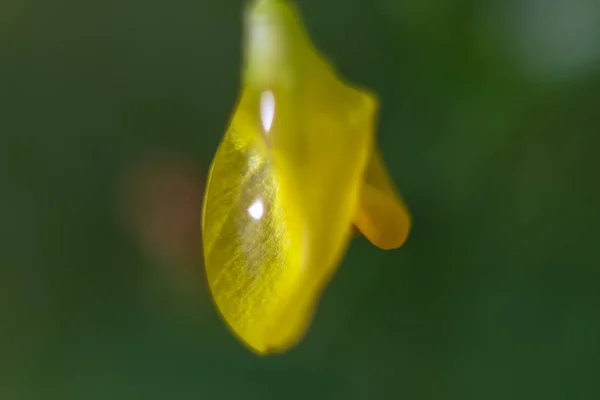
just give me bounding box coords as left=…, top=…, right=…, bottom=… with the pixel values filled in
left=353, top=151, right=411, bottom=250
left=202, top=0, right=408, bottom=354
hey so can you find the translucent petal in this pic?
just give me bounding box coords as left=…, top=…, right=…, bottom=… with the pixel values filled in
left=202, top=0, right=408, bottom=354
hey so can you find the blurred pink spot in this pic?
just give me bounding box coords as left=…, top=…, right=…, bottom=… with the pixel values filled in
left=118, top=154, right=206, bottom=268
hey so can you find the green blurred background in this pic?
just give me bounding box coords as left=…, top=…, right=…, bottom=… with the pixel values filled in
left=3, top=0, right=600, bottom=398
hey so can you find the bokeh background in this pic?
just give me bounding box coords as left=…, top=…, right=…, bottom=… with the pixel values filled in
left=3, top=0, right=600, bottom=398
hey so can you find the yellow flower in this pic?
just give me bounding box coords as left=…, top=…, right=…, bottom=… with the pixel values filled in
left=202, top=0, right=410, bottom=354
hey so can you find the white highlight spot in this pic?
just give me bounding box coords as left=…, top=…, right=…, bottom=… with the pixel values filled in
left=260, top=90, right=275, bottom=132
left=248, top=199, right=264, bottom=220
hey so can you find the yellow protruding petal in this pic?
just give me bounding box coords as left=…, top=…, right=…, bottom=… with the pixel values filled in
left=353, top=151, right=411, bottom=250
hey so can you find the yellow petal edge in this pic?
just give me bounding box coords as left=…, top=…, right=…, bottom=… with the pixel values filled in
left=202, top=0, right=411, bottom=354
